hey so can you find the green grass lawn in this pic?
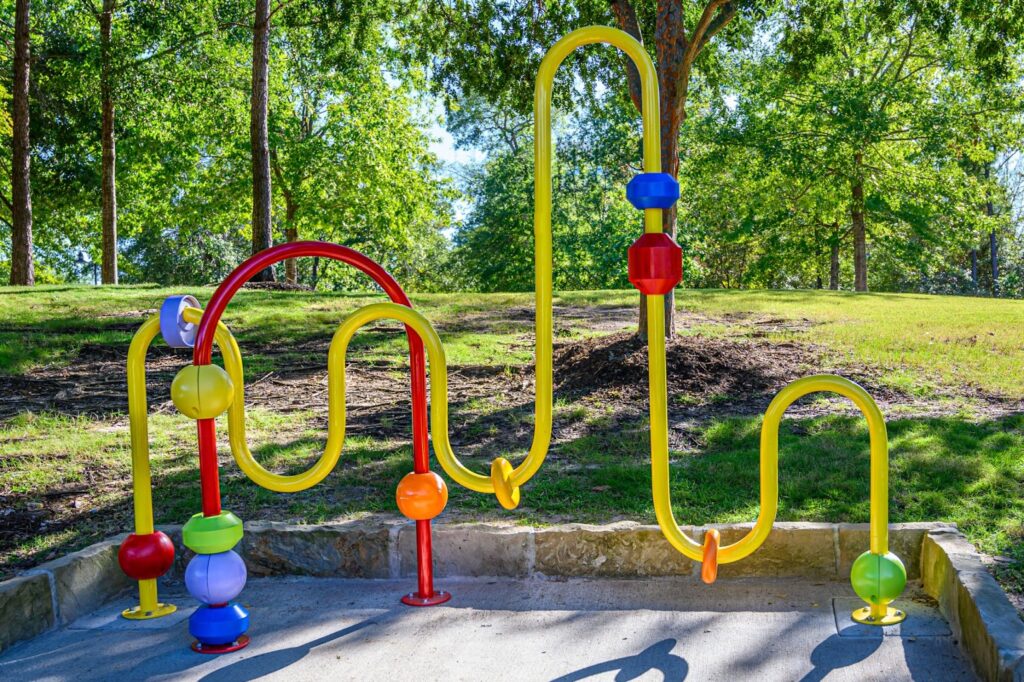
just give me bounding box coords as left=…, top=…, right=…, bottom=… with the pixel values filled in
left=5, top=285, right=1024, bottom=394
left=0, top=285, right=1021, bottom=603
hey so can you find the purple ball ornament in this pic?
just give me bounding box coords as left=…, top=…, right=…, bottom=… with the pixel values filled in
left=185, top=550, right=247, bottom=605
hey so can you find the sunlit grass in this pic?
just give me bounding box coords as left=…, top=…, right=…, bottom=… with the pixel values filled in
left=5, top=286, right=1024, bottom=397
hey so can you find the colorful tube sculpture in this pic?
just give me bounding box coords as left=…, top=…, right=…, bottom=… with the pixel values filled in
left=119, top=26, right=907, bottom=652
left=121, top=244, right=453, bottom=653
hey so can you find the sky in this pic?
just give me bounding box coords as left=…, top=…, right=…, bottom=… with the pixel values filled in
left=425, top=98, right=485, bottom=231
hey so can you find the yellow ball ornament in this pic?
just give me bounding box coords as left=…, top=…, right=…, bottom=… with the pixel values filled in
left=171, top=364, right=234, bottom=419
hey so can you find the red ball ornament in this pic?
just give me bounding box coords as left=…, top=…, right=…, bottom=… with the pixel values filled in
left=118, top=531, right=175, bottom=580
left=627, top=232, right=683, bottom=296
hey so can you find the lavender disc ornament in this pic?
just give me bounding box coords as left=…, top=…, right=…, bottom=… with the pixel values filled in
left=185, top=550, right=247, bottom=605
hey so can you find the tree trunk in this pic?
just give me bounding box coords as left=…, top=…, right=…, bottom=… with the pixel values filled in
left=829, top=226, right=840, bottom=291
left=283, top=198, right=298, bottom=284
left=250, top=0, right=274, bottom=281
left=850, top=153, right=867, bottom=292
left=989, top=231, right=998, bottom=297
left=9, top=0, right=34, bottom=286
left=100, top=1, right=118, bottom=284
left=984, top=165, right=998, bottom=297
left=970, top=249, right=978, bottom=290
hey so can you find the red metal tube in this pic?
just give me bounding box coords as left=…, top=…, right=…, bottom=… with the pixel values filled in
left=416, top=520, right=434, bottom=598
left=190, top=242, right=440, bottom=602
left=197, top=418, right=221, bottom=517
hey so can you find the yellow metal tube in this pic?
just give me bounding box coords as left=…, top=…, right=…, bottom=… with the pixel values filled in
left=485, top=26, right=664, bottom=494
left=162, top=27, right=667, bottom=507
left=180, top=307, right=345, bottom=492
left=194, top=300, right=487, bottom=496
left=648, top=370, right=893, bottom=563
left=127, top=317, right=162, bottom=536
left=125, top=318, right=166, bottom=615
left=124, top=310, right=263, bottom=614
left=318, top=302, right=488, bottom=492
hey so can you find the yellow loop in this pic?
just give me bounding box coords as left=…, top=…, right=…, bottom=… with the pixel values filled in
left=182, top=307, right=342, bottom=492
left=186, top=302, right=503, bottom=498
left=649, top=366, right=894, bottom=564
left=490, top=458, right=521, bottom=510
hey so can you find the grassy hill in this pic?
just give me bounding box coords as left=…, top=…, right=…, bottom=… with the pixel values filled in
left=0, top=285, right=1021, bottom=606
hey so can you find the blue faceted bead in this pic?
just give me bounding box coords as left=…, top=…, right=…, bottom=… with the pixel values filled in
left=626, top=173, right=680, bottom=209
left=189, top=602, right=249, bottom=646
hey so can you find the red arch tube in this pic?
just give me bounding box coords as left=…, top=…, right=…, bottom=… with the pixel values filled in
left=190, top=242, right=435, bottom=599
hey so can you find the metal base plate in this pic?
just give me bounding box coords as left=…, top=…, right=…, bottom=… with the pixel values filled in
left=191, top=635, right=250, bottom=654
left=401, top=590, right=452, bottom=607
left=122, top=603, right=177, bottom=620
left=851, top=605, right=906, bottom=626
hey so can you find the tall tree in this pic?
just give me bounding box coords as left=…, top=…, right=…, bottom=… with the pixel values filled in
left=98, top=0, right=117, bottom=283
left=9, top=0, right=33, bottom=285
left=250, top=0, right=274, bottom=281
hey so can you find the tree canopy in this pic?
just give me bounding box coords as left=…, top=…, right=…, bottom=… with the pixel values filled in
left=2, top=0, right=1023, bottom=297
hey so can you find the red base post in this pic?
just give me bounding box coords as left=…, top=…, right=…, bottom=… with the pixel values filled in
left=400, top=519, right=451, bottom=607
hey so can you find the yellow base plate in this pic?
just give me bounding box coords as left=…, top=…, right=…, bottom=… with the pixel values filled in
left=851, top=605, right=906, bottom=626
left=122, top=602, right=177, bottom=620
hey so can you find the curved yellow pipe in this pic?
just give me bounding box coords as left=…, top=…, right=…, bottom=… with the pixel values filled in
left=180, top=307, right=344, bottom=492
left=125, top=317, right=171, bottom=615
left=127, top=315, right=240, bottom=614
left=194, top=300, right=484, bottom=497
left=135, top=27, right=666, bottom=511
left=472, top=25, right=664, bottom=496
left=650, top=374, right=892, bottom=563
left=324, top=302, right=483, bottom=492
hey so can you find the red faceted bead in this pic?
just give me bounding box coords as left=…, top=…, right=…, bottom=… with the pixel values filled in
left=628, top=233, right=682, bottom=295
left=118, top=531, right=175, bottom=580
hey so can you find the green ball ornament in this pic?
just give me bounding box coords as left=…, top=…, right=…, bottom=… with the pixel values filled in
left=850, top=551, right=906, bottom=605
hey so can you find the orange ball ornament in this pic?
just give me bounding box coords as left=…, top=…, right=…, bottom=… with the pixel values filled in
left=396, top=472, right=448, bottom=520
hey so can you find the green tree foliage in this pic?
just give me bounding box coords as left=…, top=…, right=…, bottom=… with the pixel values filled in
left=268, top=28, right=455, bottom=289
left=453, top=95, right=640, bottom=291
left=448, top=1, right=1024, bottom=294
left=1, top=0, right=453, bottom=288
left=674, top=0, right=1024, bottom=291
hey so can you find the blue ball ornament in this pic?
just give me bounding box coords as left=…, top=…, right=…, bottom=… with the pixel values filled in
left=189, top=603, right=249, bottom=646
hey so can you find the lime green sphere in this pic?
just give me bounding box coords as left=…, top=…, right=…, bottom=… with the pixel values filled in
left=171, top=364, right=234, bottom=420
left=850, top=551, right=906, bottom=605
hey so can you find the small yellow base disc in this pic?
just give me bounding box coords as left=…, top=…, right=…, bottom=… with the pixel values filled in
left=851, top=605, right=906, bottom=626
left=122, top=603, right=177, bottom=620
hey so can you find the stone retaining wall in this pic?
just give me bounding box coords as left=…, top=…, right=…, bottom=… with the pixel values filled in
left=0, top=520, right=1020, bottom=680
left=921, top=528, right=1024, bottom=681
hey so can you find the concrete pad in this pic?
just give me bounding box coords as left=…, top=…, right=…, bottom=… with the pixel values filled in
left=0, top=577, right=977, bottom=681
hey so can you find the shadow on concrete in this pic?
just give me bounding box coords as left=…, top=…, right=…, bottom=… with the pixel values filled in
left=549, top=638, right=688, bottom=681
left=198, top=613, right=389, bottom=682
left=799, top=634, right=882, bottom=682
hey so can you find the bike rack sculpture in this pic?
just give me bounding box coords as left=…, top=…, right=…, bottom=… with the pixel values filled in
left=118, top=26, right=906, bottom=655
